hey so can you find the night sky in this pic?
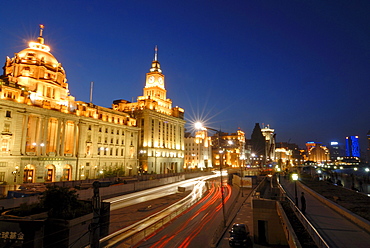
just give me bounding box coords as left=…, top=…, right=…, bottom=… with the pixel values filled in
left=1, top=1, right=369, bottom=149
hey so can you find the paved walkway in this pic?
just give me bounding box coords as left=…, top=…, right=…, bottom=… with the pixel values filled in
left=217, top=187, right=270, bottom=248
left=280, top=177, right=370, bottom=248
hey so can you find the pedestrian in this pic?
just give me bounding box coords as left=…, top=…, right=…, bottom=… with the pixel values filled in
left=301, top=192, right=306, bottom=214
left=359, top=180, right=363, bottom=192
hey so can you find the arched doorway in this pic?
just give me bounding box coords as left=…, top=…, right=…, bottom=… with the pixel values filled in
left=62, top=164, right=72, bottom=181
left=45, top=164, right=55, bottom=182
left=23, top=164, right=35, bottom=183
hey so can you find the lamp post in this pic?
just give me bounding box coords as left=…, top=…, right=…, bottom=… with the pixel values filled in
left=292, top=173, right=299, bottom=205
left=195, top=122, right=226, bottom=227
left=240, top=154, right=245, bottom=197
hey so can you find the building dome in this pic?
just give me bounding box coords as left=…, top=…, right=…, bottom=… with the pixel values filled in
left=17, top=46, right=60, bottom=70
left=1, top=25, right=75, bottom=111
left=2, top=26, right=67, bottom=88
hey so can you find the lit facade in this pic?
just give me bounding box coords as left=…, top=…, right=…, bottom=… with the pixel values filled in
left=275, top=148, right=292, bottom=170
left=345, top=136, right=360, bottom=158
left=112, top=48, right=185, bottom=174
left=261, top=125, right=276, bottom=163
left=0, top=27, right=139, bottom=186
left=306, top=142, right=330, bottom=163
left=211, top=129, right=246, bottom=168
left=184, top=130, right=212, bottom=170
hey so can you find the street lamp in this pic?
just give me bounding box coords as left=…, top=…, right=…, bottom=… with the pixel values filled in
left=195, top=122, right=226, bottom=227
left=292, top=173, right=299, bottom=205
left=240, top=154, right=245, bottom=197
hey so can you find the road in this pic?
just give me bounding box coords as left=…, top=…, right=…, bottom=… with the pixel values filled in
left=134, top=178, right=233, bottom=248
left=106, top=175, right=218, bottom=211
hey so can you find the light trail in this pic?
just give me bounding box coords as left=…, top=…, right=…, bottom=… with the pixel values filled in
left=145, top=183, right=233, bottom=248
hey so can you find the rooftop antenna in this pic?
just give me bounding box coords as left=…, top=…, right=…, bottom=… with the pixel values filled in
left=90, top=81, right=94, bottom=103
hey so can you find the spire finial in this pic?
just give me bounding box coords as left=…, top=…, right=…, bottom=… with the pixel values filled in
left=39, top=24, right=44, bottom=37
left=154, top=45, right=158, bottom=61
left=38, top=24, right=45, bottom=44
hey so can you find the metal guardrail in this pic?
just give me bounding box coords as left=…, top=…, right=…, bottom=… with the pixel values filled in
left=99, top=180, right=207, bottom=247
left=277, top=181, right=330, bottom=248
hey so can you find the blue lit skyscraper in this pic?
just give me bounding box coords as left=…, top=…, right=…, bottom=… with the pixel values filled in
left=345, top=136, right=360, bottom=157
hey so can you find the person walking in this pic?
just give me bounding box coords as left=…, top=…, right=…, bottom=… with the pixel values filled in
left=301, top=192, right=306, bottom=214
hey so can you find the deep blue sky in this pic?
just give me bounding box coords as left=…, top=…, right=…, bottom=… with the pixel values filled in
left=1, top=1, right=369, bottom=149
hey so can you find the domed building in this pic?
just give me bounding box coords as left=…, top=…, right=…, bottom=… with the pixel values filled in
left=2, top=27, right=74, bottom=111
left=0, top=26, right=139, bottom=193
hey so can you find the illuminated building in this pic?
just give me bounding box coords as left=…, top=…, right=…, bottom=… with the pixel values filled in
left=275, top=148, right=292, bottom=171
left=329, top=142, right=340, bottom=159
left=0, top=26, right=139, bottom=186
left=261, top=125, right=276, bottom=163
left=211, top=129, right=246, bottom=168
left=345, top=136, right=360, bottom=158
left=306, top=142, right=330, bottom=163
left=184, top=130, right=212, bottom=170
left=112, top=47, right=185, bottom=174
left=275, top=142, right=303, bottom=168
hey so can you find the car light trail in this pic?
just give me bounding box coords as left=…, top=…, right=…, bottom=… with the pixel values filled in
left=147, top=183, right=232, bottom=248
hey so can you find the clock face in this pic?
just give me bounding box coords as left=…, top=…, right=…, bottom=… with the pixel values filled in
left=158, top=77, right=163, bottom=85
left=148, top=76, right=155, bottom=84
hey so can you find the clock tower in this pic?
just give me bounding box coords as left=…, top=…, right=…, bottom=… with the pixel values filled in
left=144, top=46, right=167, bottom=101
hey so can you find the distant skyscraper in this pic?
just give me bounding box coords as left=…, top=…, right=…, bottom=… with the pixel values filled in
left=345, top=136, right=360, bottom=157
left=329, top=142, right=340, bottom=160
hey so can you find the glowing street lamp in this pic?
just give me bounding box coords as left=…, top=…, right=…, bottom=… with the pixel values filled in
left=195, top=122, right=226, bottom=227
left=292, top=173, right=299, bottom=205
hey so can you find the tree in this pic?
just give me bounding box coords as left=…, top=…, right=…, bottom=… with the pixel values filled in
left=40, top=185, right=91, bottom=219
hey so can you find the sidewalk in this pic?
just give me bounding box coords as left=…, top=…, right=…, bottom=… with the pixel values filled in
left=216, top=186, right=270, bottom=248
left=280, top=177, right=370, bottom=248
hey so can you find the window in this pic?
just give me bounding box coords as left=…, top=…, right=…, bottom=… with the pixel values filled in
left=1, top=139, right=9, bottom=151
left=5, top=111, right=11, bottom=118
left=3, top=123, right=10, bottom=132
left=88, top=125, right=92, bottom=131
left=0, top=172, right=5, bottom=182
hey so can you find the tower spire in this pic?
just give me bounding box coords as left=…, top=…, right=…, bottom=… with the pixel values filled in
left=149, top=45, right=162, bottom=73
left=154, top=45, right=158, bottom=61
